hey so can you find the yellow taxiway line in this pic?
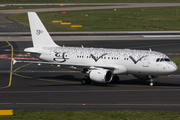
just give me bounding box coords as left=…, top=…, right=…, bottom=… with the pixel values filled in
left=13, top=62, right=33, bottom=72
left=0, top=44, right=10, bottom=48
left=0, top=40, right=13, bottom=89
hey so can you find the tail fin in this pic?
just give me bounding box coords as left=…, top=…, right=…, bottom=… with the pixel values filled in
left=28, top=12, right=58, bottom=48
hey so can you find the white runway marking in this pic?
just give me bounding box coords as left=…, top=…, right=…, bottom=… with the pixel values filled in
left=143, top=35, right=180, bottom=38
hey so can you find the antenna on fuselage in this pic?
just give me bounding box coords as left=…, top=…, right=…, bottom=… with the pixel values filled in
left=149, top=48, right=152, bottom=51
left=81, top=45, right=84, bottom=48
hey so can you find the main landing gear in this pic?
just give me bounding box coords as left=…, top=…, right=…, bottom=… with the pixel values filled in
left=112, top=75, right=120, bottom=83
left=81, top=77, right=91, bottom=85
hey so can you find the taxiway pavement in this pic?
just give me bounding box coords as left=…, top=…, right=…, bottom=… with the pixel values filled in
left=1, top=3, right=180, bottom=111
left=0, top=39, right=180, bottom=111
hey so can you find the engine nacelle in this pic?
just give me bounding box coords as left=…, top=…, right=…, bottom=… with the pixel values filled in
left=89, top=69, right=113, bottom=83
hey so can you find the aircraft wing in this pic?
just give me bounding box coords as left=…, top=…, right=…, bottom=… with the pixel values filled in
left=13, top=59, right=115, bottom=70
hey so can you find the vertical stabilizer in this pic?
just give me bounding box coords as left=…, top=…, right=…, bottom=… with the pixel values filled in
left=28, top=12, right=58, bottom=47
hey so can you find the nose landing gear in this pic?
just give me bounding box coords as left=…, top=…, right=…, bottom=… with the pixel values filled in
left=149, top=75, right=154, bottom=86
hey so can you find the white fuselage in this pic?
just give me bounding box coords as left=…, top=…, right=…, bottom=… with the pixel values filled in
left=29, top=46, right=178, bottom=76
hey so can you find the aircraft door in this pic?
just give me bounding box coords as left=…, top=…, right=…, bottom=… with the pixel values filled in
left=143, top=58, right=149, bottom=67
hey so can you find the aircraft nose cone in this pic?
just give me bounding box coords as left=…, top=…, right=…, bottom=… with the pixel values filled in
left=173, top=65, right=178, bottom=72
left=170, top=62, right=178, bottom=73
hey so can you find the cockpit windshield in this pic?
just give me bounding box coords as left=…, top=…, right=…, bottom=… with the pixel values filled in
left=164, top=58, right=170, bottom=62
left=156, top=58, right=171, bottom=62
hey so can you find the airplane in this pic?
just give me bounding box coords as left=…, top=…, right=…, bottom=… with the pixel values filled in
left=13, top=12, right=178, bottom=86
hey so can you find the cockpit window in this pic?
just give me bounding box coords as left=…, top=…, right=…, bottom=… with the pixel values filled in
left=164, top=58, right=170, bottom=62
left=156, top=58, right=160, bottom=62
left=160, top=58, right=164, bottom=62
left=156, top=58, right=171, bottom=62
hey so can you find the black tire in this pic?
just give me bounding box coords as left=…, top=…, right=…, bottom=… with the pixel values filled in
left=81, top=78, right=91, bottom=85
left=112, top=75, right=120, bottom=83
left=81, top=78, right=87, bottom=85
left=86, top=79, right=91, bottom=85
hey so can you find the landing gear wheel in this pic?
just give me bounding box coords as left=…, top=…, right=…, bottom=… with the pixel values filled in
left=112, top=75, right=120, bottom=83
left=81, top=79, right=87, bottom=85
left=86, top=79, right=91, bottom=85
left=149, top=75, right=154, bottom=87
left=81, top=78, right=91, bottom=85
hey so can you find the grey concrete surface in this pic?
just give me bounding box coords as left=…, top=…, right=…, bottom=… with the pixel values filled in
left=0, top=40, right=180, bottom=111
left=1, top=3, right=180, bottom=111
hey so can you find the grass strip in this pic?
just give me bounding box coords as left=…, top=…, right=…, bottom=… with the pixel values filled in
left=1, top=110, right=180, bottom=120
left=7, top=7, right=180, bottom=31
left=1, top=0, right=180, bottom=3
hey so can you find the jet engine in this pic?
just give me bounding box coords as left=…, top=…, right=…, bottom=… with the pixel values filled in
left=89, top=69, right=113, bottom=83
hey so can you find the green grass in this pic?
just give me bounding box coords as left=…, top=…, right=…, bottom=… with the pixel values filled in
left=1, top=0, right=180, bottom=3
left=7, top=7, right=180, bottom=31
left=172, top=57, right=180, bottom=73
left=1, top=111, right=180, bottom=120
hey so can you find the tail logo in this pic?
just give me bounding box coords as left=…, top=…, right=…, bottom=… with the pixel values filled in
left=54, top=52, right=69, bottom=63
left=36, top=29, right=43, bottom=35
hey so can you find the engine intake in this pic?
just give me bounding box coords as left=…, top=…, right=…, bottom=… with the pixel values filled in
left=89, top=69, right=113, bottom=83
